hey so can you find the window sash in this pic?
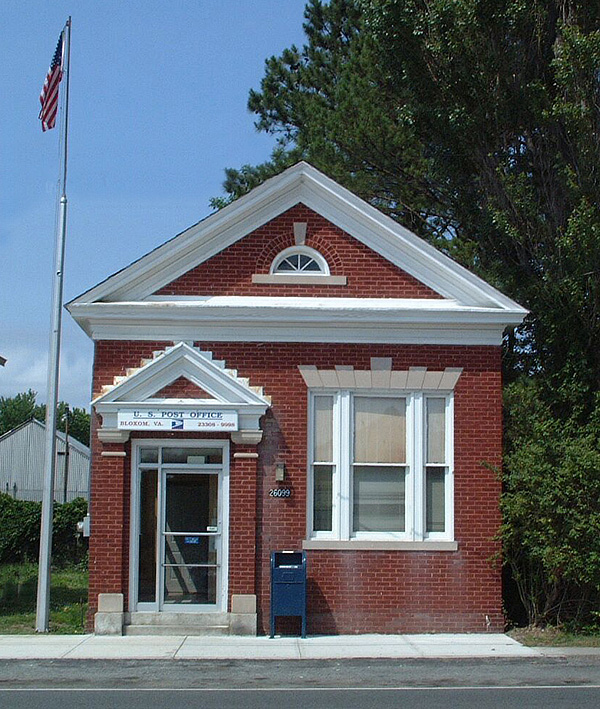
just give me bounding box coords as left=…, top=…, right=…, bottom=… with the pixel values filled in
left=352, top=465, right=406, bottom=533
left=426, top=397, right=446, bottom=464
left=353, top=396, right=406, bottom=464
left=423, top=395, right=453, bottom=540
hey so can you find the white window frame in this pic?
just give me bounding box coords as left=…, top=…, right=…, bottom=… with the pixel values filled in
left=270, top=246, right=330, bottom=276
left=307, top=390, right=454, bottom=544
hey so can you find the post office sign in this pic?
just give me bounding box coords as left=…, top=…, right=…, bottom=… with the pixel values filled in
left=117, top=409, right=238, bottom=431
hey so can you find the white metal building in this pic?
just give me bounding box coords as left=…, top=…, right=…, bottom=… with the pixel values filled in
left=0, top=418, right=90, bottom=502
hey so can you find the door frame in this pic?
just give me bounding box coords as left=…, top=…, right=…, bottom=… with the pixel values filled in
left=129, top=439, right=230, bottom=613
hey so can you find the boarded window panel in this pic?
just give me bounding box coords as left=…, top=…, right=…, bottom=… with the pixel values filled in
left=426, top=467, right=445, bottom=533
left=313, top=464, right=333, bottom=532
left=426, top=398, right=446, bottom=464
left=353, top=465, right=405, bottom=532
left=313, top=396, right=334, bottom=462
left=354, top=397, right=406, bottom=464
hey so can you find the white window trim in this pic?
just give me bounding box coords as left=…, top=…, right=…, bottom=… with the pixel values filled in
left=306, top=390, right=454, bottom=546
left=269, top=245, right=331, bottom=276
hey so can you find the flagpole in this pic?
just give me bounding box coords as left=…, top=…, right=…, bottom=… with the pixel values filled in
left=36, top=16, right=72, bottom=633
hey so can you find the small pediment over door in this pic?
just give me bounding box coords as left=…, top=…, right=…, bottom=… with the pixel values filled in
left=93, top=342, right=270, bottom=444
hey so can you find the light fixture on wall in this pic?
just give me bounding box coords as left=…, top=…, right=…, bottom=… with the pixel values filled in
left=275, top=462, right=286, bottom=482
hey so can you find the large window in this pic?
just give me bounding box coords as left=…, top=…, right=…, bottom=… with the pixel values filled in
left=309, top=391, right=453, bottom=541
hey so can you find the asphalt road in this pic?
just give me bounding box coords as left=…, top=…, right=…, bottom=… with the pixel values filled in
left=1, top=687, right=600, bottom=709
left=2, top=656, right=600, bottom=708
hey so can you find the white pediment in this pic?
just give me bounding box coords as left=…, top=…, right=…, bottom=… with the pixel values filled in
left=67, top=163, right=527, bottom=346
left=68, top=162, right=526, bottom=312
left=93, top=343, right=270, bottom=443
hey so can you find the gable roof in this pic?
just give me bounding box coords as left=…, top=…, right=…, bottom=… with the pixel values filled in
left=0, top=418, right=90, bottom=457
left=67, top=162, right=527, bottom=345
left=68, top=162, right=523, bottom=310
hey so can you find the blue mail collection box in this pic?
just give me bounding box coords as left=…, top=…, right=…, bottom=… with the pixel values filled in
left=270, top=551, right=307, bottom=638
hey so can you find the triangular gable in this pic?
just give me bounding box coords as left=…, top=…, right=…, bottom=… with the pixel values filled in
left=93, top=343, right=270, bottom=444
left=153, top=376, right=216, bottom=401
left=93, top=342, right=270, bottom=407
left=67, top=162, right=524, bottom=311
left=152, top=202, right=444, bottom=300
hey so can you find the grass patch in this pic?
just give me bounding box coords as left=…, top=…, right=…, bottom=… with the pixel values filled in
left=509, top=626, right=600, bottom=647
left=0, top=562, right=88, bottom=634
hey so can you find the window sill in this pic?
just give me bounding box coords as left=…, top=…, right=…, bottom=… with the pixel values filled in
left=252, top=274, right=347, bottom=285
left=302, top=540, right=458, bottom=551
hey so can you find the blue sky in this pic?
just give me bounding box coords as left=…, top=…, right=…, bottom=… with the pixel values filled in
left=1, top=0, right=307, bottom=409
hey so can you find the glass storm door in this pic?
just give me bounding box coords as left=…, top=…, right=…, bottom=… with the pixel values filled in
left=162, top=472, right=220, bottom=607
left=134, top=444, right=226, bottom=612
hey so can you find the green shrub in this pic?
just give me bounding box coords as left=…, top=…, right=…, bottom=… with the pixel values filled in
left=0, top=494, right=88, bottom=566
left=502, top=379, right=600, bottom=627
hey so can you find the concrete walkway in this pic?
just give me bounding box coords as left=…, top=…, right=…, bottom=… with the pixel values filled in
left=0, top=633, right=540, bottom=660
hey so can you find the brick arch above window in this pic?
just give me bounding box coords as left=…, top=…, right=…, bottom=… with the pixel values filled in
left=253, top=243, right=347, bottom=286
left=255, top=230, right=343, bottom=276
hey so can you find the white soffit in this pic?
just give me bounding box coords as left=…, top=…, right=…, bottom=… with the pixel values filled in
left=66, top=162, right=527, bottom=313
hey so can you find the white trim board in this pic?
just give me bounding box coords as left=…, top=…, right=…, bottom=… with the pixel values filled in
left=68, top=296, right=525, bottom=345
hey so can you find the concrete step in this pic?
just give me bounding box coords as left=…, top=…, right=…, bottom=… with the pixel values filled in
left=128, top=611, right=229, bottom=626
left=124, top=623, right=230, bottom=636
left=124, top=611, right=231, bottom=636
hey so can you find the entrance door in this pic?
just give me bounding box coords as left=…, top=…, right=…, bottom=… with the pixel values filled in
left=162, top=471, right=219, bottom=606
left=132, top=443, right=228, bottom=612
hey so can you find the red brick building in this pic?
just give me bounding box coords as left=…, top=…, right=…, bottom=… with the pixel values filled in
left=68, top=163, right=526, bottom=635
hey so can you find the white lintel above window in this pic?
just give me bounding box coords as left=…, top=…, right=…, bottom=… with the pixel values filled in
left=298, top=362, right=463, bottom=391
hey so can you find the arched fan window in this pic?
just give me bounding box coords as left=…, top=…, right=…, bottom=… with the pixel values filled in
left=270, top=246, right=330, bottom=276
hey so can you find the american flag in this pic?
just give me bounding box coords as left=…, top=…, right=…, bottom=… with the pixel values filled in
left=39, top=32, right=64, bottom=131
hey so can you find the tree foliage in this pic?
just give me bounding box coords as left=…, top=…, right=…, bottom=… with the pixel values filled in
left=219, top=0, right=600, bottom=398
left=0, top=494, right=87, bottom=565
left=0, top=390, right=44, bottom=437
left=215, top=0, right=600, bottom=626
left=502, top=378, right=600, bottom=625
left=0, top=391, right=90, bottom=446
left=364, top=0, right=600, bottom=404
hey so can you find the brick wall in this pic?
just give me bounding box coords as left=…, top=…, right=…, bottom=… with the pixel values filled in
left=87, top=411, right=131, bottom=626
left=90, top=339, right=503, bottom=634
left=154, top=376, right=214, bottom=400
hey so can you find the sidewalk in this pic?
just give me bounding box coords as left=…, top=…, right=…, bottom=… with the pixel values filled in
left=0, top=633, right=541, bottom=660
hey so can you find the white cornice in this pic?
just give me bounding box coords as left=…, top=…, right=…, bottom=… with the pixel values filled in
left=66, top=162, right=528, bottom=313
left=68, top=298, right=523, bottom=346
